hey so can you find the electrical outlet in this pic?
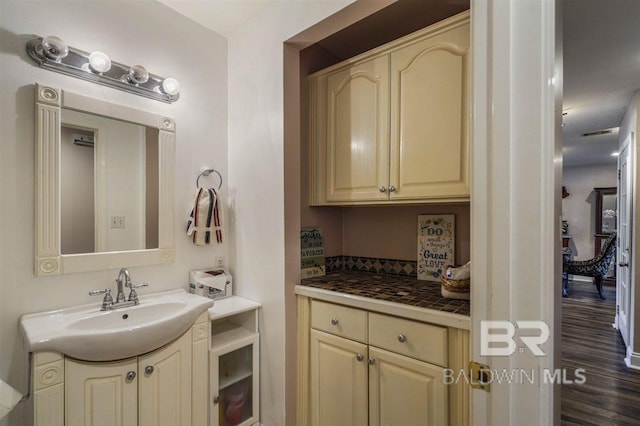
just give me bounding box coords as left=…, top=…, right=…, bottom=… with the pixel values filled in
left=110, top=216, right=125, bottom=229
left=215, top=256, right=225, bottom=268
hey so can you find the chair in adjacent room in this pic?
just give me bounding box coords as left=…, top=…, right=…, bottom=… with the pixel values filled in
left=565, top=232, right=617, bottom=299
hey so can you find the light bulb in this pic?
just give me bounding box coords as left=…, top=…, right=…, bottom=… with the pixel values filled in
left=88, top=51, right=111, bottom=73
left=41, top=35, right=68, bottom=61
left=127, top=65, right=149, bottom=84
left=161, top=77, right=180, bottom=96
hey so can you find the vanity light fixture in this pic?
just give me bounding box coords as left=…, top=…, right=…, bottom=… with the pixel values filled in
left=41, top=35, right=68, bottom=61
left=161, top=77, right=180, bottom=96
left=88, top=51, right=111, bottom=73
left=27, top=35, right=180, bottom=103
left=127, top=64, right=149, bottom=85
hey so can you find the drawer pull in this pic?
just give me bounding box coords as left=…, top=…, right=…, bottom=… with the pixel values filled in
left=368, top=358, right=375, bottom=365
left=356, top=354, right=364, bottom=362
left=331, top=318, right=339, bottom=325
left=398, top=334, right=407, bottom=343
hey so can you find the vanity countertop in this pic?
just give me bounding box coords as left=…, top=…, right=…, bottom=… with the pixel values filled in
left=296, top=270, right=470, bottom=330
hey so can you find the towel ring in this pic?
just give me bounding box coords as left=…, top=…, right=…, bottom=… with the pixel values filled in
left=196, top=167, right=223, bottom=190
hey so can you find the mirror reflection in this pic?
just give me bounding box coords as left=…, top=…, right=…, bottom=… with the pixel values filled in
left=601, top=193, right=617, bottom=233
left=60, top=109, right=159, bottom=255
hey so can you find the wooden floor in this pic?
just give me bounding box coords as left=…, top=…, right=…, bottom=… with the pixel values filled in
left=562, top=281, right=640, bottom=425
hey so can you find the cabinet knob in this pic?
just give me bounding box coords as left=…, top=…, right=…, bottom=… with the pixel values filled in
left=398, top=334, right=407, bottom=343
left=145, top=366, right=154, bottom=375
left=368, top=358, right=375, bottom=365
left=126, top=371, right=136, bottom=381
left=356, top=354, right=364, bottom=362
left=213, top=396, right=220, bottom=404
left=388, top=185, right=396, bottom=192
left=379, top=186, right=387, bottom=193
left=331, top=318, right=339, bottom=325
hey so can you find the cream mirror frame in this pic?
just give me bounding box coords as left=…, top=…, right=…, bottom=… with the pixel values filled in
left=34, top=83, right=175, bottom=276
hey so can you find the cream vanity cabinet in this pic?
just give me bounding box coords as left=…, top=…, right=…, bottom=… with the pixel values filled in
left=309, top=11, right=470, bottom=205
left=209, top=296, right=261, bottom=426
left=32, top=312, right=209, bottom=426
left=298, top=298, right=469, bottom=426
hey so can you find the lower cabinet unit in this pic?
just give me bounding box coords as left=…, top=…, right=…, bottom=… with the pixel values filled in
left=368, top=347, right=446, bottom=426
left=299, top=297, right=469, bottom=426
left=65, top=357, right=139, bottom=426
left=208, top=296, right=262, bottom=426
left=310, top=330, right=368, bottom=426
left=32, top=312, right=209, bottom=426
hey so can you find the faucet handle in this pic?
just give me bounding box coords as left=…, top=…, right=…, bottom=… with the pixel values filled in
left=127, top=283, right=148, bottom=303
left=131, top=283, right=149, bottom=289
left=89, top=288, right=113, bottom=310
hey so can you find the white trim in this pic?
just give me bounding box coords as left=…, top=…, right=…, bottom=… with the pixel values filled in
left=34, top=83, right=175, bottom=276
left=470, top=1, right=560, bottom=424
left=624, top=347, right=640, bottom=370
left=568, top=276, right=593, bottom=283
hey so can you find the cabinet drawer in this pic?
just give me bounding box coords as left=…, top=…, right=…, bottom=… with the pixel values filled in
left=311, top=300, right=367, bottom=343
left=369, top=313, right=447, bottom=366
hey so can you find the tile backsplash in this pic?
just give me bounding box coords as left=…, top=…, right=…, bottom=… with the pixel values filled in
left=326, top=255, right=417, bottom=277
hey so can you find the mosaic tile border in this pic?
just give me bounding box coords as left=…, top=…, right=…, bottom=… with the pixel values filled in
left=325, top=255, right=417, bottom=277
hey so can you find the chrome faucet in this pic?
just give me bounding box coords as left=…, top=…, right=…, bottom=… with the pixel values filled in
left=89, top=268, right=149, bottom=311
left=116, top=268, right=131, bottom=303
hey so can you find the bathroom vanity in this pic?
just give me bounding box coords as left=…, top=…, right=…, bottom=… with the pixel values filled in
left=20, top=290, right=213, bottom=426
left=28, top=313, right=209, bottom=426
left=21, top=292, right=262, bottom=426
left=296, top=272, right=470, bottom=426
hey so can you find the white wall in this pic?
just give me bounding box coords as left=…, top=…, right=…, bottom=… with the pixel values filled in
left=562, top=163, right=617, bottom=260
left=226, top=2, right=354, bottom=424
left=0, top=2, right=227, bottom=424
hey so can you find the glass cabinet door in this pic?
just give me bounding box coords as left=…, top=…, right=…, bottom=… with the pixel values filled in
left=210, top=333, right=259, bottom=426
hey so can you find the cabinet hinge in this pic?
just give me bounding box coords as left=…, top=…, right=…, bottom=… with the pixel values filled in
left=468, top=361, right=491, bottom=392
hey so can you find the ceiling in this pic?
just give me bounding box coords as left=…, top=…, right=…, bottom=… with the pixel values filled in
left=563, top=0, right=640, bottom=167
left=159, top=0, right=640, bottom=167
left=158, top=0, right=273, bottom=37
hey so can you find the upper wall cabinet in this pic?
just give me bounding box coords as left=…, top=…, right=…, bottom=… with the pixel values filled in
left=309, top=11, right=470, bottom=205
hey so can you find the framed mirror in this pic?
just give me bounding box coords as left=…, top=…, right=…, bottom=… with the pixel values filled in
left=35, top=83, right=175, bottom=275
left=594, top=187, right=617, bottom=235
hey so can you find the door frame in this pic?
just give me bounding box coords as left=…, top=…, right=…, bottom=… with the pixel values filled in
left=470, top=0, right=561, bottom=424
left=616, top=134, right=632, bottom=348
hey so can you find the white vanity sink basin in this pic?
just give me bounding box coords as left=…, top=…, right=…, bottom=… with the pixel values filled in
left=19, top=290, right=213, bottom=361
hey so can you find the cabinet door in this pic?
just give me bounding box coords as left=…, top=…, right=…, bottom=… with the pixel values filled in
left=321, top=56, right=390, bottom=203
left=65, top=357, right=138, bottom=426
left=310, top=329, right=368, bottom=426
left=139, top=330, right=193, bottom=426
left=389, top=20, right=470, bottom=200
left=210, top=333, right=259, bottom=426
left=368, top=347, right=447, bottom=426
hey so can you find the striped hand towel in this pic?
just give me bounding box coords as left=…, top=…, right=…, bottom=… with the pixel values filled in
left=186, top=187, right=223, bottom=245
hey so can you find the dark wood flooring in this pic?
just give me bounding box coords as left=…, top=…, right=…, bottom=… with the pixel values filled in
left=562, top=281, right=640, bottom=425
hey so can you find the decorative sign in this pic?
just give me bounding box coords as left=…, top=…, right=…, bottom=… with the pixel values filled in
left=301, top=227, right=326, bottom=279
left=417, top=215, right=455, bottom=281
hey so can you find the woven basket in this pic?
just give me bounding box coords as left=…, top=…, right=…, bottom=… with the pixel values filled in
left=440, top=265, right=471, bottom=293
